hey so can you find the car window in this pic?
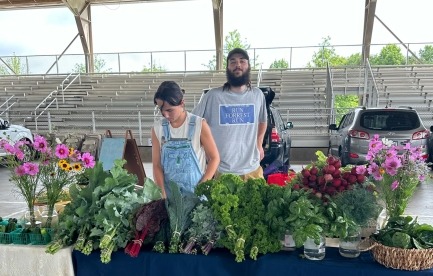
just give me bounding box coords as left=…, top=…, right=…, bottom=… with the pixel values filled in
left=339, top=112, right=354, bottom=129
left=360, top=111, right=420, bottom=131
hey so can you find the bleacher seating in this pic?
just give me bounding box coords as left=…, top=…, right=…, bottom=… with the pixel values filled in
left=2, top=65, right=433, bottom=147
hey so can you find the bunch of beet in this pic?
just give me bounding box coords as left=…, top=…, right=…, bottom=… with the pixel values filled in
left=294, top=155, right=367, bottom=200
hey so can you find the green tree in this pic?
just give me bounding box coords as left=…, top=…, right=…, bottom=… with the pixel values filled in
left=345, top=53, right=362, bottom=66
left=203, top=29, right=261, bottom=70
left=0, top=54, right=26, bottom=75
left=307, top=36, right=347, bottom=68
left=369, top=44, right=405, bottom=65
left=334, top=95, right=359, bottom=123
left=269, top=58, right=289, bottom=69
left=409, top=45, right=433, bottom=64
left=72, top=55, right=112, bottom=73
left=419, top=45, right=433, bottom=63
left=141, top=63, right=166, bottom=72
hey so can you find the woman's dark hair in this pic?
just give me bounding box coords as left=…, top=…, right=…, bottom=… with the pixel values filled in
left=153, top=81, right=185, bottom=106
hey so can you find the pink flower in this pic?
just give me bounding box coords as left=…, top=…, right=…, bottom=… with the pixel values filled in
left=55, top=144, right=69, bottom=159
left=355, top=165, right=367, bottom=175
left=3, top=143, right=15, bottom=154
left=368, top=139, right=383, bottom=154
left=367, top=162, right=383, bottom=181
left=81, top=152, right=95, bottom=168
left=15, top=150, right=25, bottom=161
left=34, top=135, right=49, bottom=153
left=391, top=180, right=399, bottom=191
left=23, top=162, right=39, bottom=176
left=69, top=150, right=82, bottom=162
left=384, top=156, right=402, bottom=176
left=14, top=165, right=27, bottom=176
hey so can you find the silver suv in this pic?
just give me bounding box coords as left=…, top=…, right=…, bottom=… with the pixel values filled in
left=328, top=107, right=430, bottom=166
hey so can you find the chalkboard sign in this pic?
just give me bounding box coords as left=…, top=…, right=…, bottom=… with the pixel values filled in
left=99, top=131, right=126, bottom=171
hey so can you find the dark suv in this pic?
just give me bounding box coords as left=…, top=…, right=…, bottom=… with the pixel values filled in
left=328, top=106, right=430, bottom=166
left=198, top=87, right=293, bottom=170
left=259, top=87, right=293, bottom=169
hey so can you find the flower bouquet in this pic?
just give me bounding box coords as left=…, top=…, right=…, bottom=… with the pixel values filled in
left=366, top=134, right=433, bottom=270
left=366, top=134, right=430, bottom=221
left=0, top=134, right=95, bottom=228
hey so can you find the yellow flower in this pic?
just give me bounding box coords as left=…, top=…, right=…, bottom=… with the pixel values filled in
left=59, top=161, right=71, bottom=171
left=73, top=163, right=82, bottom=171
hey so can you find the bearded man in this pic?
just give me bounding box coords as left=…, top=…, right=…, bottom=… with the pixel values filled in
left=192, top=48, right=267, bottom=179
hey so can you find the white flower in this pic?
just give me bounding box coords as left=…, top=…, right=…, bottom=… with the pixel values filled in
left=55, top=138, right=62, bottom=144
left=381, top=138, right=394, bottom=147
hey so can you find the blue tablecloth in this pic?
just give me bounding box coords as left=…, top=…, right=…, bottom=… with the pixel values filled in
left=72, top=246, right=433, bottom=276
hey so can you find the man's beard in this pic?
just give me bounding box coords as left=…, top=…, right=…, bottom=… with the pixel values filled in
left=226, top=68, right=251, bottom=87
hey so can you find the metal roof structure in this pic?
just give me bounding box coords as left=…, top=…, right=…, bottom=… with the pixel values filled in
left=0, top=0, right=377, bottom=71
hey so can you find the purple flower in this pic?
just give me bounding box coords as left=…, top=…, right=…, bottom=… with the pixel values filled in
left=367, top=162, right=383, bottom=181
left=81, top=152, right=96, bottom=168
left=55, top=144, right=70, bottom=159
left=355, top=165, right=367, bottom=175
left=15, top=150, right=25, bottom=161
left=34, top=135, right=49, bottom=153
left=23, top=162, right=39, bottom=176
left=3, top=143, right=15, bottom=154
left=391, top=180, right=399, bottom=191
left=14, top=165, right=27, bottom=176
left=384, top=156, right=402, bottom=176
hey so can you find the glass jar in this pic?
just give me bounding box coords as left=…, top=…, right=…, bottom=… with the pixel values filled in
left=40, top=206, right=58, bottom=227
left=339, top=228, right=361, bottom=258
left=24, top=208, right=42, bottom=228
left=281, top=230, right=296, bottom=250
left=303, top=235, right=326, bottom=260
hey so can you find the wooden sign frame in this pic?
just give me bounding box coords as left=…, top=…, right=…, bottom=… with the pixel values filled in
left=98, top=130, right=146, bottom=186
left=124, top=130, right=146, bottom=186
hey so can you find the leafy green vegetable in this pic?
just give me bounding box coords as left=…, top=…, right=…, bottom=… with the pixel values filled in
left=195, top=174, right=282, bottom=262
left=166, top=181, right=200, bottom=253
left=46, top=159, right=161, bottom=264
left=373, top=216, right=433, bottom=249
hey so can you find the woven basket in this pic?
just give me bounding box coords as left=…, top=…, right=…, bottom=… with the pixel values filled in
left=370, top=241, right=433, bottom=271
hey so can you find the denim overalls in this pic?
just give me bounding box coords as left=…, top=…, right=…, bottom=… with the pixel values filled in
left=161, top=115, right=203, bottom=197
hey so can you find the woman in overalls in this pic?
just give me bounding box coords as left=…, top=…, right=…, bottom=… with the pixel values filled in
left=151, top=81, right=220, bottom=198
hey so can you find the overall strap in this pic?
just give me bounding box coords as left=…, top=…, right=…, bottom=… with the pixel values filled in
left=162, top=118, right=170, bottom=142
left=187, top=114, right=197, bottom=140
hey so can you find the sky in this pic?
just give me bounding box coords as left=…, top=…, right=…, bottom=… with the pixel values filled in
left=1, top=0, right=433, bottom=72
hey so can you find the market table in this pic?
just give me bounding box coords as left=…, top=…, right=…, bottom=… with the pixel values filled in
left=0, top=244, right=74, bottom=276
left=72, top=246, right=433, bottom=276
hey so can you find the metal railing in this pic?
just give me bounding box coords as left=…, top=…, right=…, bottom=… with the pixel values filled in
left=60, top=72, right=81, bottom=103
left=1, top=42, right=433, bottom=75
left=0, top=95, right=16, bottom=118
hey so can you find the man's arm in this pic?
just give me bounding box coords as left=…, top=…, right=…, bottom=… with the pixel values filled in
left=257, top=121, right=267, bottom=160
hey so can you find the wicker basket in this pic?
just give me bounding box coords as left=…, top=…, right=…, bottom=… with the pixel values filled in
left=370, top=241, right=433, bottom=271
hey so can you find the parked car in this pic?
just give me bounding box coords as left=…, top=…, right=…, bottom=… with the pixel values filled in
left=0, top=117, right=34, bottom=160
left=199, top=87, right=294, bottom=170
left=258, top=87, right=293, bottom=169
left=328, top=106, right=430, bottom=166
